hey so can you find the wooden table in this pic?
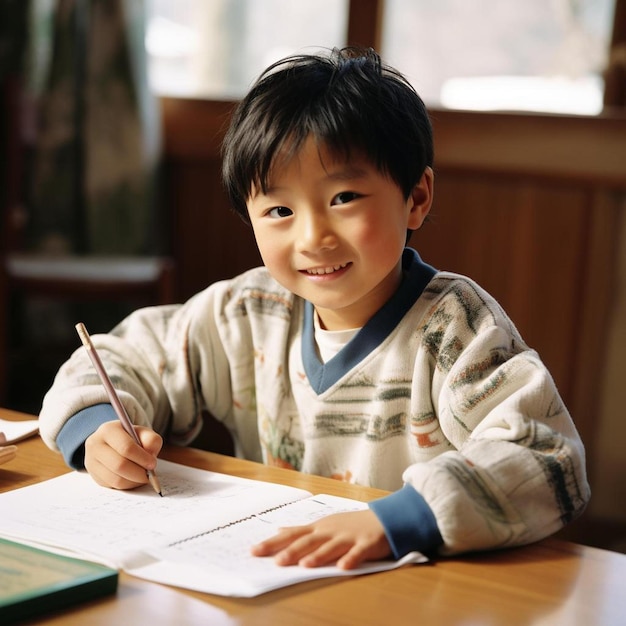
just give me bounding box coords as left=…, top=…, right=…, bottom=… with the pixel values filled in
left=1, top=408, right=624, bottom=626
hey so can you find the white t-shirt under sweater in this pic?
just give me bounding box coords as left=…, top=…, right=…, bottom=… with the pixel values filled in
left=39, top=249, right=590, bottom=556
left=313, top=311, right=358, bottom=363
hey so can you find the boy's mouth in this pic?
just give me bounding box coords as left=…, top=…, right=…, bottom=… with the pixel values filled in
left=304, top=263, right=349, bottom=276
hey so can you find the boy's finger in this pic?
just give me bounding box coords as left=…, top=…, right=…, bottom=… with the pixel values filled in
left=250, top=526, right=310, bottom=556
left=102, top=427, right=157, bottom=468
left=136, top=428, right=163, bottom=456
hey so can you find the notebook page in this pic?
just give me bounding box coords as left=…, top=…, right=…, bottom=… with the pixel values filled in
left=131, top=494, right=428, bottom=596
left=0, top=460, right=311, bottom=568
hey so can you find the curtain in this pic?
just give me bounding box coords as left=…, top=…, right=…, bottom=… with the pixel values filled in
left=0, top=0, right=29, bottom=254
left=26, top=0, right=161, bottom=255
left=1, top=0, right=162, bottom=413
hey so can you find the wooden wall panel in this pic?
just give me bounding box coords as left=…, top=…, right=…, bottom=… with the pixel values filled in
left=430, top=109, right=626, bottom=186
left=164, top=156, right=260, bottom=299
left=161, top=98, right=261, bottom=299
left=568, top=191, right=622, bottom=463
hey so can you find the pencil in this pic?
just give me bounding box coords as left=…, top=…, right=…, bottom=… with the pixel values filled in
left=75, top=322, right=163, bottom=496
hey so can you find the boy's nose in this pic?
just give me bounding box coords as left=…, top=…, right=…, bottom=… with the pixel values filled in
left=296, top=212, right=337, bottom=252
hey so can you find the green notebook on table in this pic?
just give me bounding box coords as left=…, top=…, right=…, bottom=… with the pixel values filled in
left=0, top=537, right=118, bottom=624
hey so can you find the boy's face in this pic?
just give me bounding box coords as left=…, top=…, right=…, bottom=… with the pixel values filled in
left=247, top=137, right=433, bottom=331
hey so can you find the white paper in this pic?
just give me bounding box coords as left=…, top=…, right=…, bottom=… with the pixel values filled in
left=135, top=493, right=427, bottom=596
left=0, top=418, right=39, bottom=444
left=0, top=460, right=428, bottom=596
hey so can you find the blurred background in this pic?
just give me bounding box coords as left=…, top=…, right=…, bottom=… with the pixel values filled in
left=1, top=0, right=624, bottom=552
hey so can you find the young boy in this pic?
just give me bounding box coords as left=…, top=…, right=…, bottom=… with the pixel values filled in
left=38, top=47, right=590, bottom=570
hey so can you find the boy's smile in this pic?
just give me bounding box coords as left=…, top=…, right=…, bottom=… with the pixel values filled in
left=302, top=262, right=350, bottom=277
left=247, top=137, right=433, bottom=331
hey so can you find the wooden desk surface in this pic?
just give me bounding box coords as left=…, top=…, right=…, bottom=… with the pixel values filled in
left=1, top=408, right=624, bottom=626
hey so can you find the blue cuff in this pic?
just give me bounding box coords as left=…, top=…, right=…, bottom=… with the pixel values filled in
left=57, top=403, right=118, bottom=469
left=369, top=484, right=443, bottom=558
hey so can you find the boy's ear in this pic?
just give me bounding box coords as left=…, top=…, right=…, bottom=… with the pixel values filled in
left=407, top=167, right=434, bottom=230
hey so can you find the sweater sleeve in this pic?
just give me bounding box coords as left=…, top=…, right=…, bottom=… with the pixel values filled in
left=369, top=484, right=443, bottom=557
left=38, top=282, right=235, bottom=456
left=402, top=278, right=590, bottom=556
left=56, top=403, right=117, bottom=468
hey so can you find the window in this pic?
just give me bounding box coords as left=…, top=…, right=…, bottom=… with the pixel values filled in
left=381, top=0, right=616, bottom=114
left=146, top=0, right=349, bottom=98
left=146, top=0, right=617, bottom=114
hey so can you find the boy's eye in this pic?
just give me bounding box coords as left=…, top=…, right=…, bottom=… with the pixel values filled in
left=332, top=192, right=359, bottom=205
left=267, top=206, right=293, bottom=218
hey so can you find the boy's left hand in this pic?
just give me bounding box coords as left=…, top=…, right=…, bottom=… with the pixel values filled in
left=251, top=509, right=391, bottom=570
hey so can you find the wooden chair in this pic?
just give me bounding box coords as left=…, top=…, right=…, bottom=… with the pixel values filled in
left=4, top=254, right=175, bottom=304
left=0, top=253, right=176, bottom=408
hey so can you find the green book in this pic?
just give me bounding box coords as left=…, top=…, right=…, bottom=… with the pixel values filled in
left=0, top=538, right=118, bottom=624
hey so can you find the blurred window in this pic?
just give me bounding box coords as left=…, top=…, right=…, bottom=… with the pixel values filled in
left=381, top=0, right=616, bottom=114
left=146, top=0, right=349, bottom=99
left=146, top=0, right=617, bottom=114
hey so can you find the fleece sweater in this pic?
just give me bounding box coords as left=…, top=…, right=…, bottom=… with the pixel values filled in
left=39, top=248, right=590, bottom=557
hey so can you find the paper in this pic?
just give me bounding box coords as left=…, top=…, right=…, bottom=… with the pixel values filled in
left=137, top=493, right=426, bottom=596
left=0, top=418, right=39, bottom=444
left=0, top=460, right=427, bottom=596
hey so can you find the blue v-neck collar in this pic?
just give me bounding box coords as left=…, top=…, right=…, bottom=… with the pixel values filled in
left=302, top=248, right=437, bottom=394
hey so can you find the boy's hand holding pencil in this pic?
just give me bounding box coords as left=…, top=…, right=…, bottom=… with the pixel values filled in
left=84, top=420, right=163, bottom=492
left=75, top=323, right=164, bottom=495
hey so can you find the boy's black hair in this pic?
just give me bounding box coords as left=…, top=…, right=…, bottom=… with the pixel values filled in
left=221, top=46, right=433, bottom=222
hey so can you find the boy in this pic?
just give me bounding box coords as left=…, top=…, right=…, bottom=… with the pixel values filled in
left=39, top=47, right=590, bottom=570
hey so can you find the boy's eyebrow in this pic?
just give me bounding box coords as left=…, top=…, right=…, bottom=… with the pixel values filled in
left=324, top=164, right=369, bottom=181
left=253, top=183, right=286, bottom=198
left=254, top=164, right=370, bottom=198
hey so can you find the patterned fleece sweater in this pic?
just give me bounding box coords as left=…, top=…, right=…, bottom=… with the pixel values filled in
left=39, top=249, right=590, bottom=557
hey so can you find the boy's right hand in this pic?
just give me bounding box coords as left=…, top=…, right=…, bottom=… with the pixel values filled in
left=84, top=421, right=163, bottom=490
